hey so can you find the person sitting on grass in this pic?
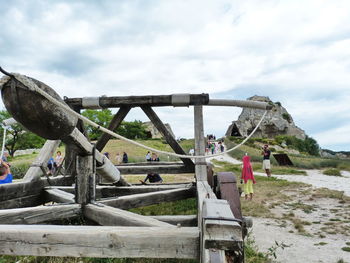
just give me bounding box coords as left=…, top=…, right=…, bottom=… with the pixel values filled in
left=140, top=172, right=163, bottom=184
left=241, top=154, right=256, bottom=201
left=0, top=159, right=12, bottom=184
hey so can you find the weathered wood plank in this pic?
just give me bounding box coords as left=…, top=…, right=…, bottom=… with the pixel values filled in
left=84, top=203, right=173, bottom=227
left=23, top=140, right=61, bottom=182
left=202, top=199, right=242, bottom=251
left=45, top=184, right=192, bottom=198
left=149, top=215, right=197, bottom=227
left=0, top=176, right=74, bottom=205
left=0, top=225, right=199, bottom=259
left=44, top=189, right=75, bottom=203
left=0, top=204, right=81, bottom=224
left=194, top=105, right=207, bottom=181
left=100, top=187, right=196, bottom=209
left=117, top=164, right=194, bottom=174
left=0, top=194, right=43, bottom=210
left=95, top=106, right=131, bottom=152
left=65, top=94, right=209, bottom=108
left=141, top=106, right=194, bottom=168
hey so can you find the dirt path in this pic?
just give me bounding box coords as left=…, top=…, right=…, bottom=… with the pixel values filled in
left=209, top=151, right=350, bottom=263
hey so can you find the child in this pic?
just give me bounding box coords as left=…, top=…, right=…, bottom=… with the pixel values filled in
left=0, top=159, right=12, bottom=184
left=241, top=154, right=256, bottom=200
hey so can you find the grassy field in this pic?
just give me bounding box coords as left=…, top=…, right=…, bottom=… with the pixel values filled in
left=3, top=138, right=350, bottom=262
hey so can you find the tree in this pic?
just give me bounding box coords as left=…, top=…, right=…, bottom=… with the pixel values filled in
left=81, top=109, right=148, bottom=140
left=81, top=109, right=114, bottom=140
left=0, top=110, right=46, bottom=156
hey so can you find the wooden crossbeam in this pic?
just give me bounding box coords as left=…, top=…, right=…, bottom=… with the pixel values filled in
left=0, top=204, right=81, bottom=224
left=0, top=225, right=199, bottom=259
left=100, top=187, right=196, bottom=209
left=149, top=215, right=197, bottom=227
left=141, top=106, right=195, bottom=169
left=64, top=94, right=209, bottom=108
left=84, top=203, right=173, bottom=227
left=95, top=106, right=131, bottom=151
left=0, top=194, right=43, bottom=210
left=46, top=184, right=192, bottom=198
left=117, top=164, right=194, bottom=174
left=44, top=189, right=75, bottom=203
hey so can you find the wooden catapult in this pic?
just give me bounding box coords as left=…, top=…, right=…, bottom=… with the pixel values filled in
left=0, top=69, right=271, bottom=263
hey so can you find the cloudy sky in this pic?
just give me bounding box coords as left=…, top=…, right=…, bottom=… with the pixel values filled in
left=1, top=0, right=349, bottom=151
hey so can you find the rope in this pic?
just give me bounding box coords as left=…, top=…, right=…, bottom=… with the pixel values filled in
left=6, top=74, right=267, bottom=160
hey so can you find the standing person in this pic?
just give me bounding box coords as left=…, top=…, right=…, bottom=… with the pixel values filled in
left=0, top=159, right=12, bottom=184
left=145, top=151, right=151, bottom=162
left=115, top=152, right=122, bottom=165
left=241, top=154, right=256, bottom=200
left=261, top=144, right=272, bottom=177
left=122, top=152, right=128, bottom=163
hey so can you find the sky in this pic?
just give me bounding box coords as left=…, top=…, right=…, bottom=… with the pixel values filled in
left=0, top=0, right=350, bottom=151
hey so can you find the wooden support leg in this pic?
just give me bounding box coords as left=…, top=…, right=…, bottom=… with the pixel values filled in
left=194, top=105, right=207, bottom=181
left=76, top=154, right=95, bottom=205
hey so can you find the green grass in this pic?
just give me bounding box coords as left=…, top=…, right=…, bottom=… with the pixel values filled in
left=130, top=198, right=197, bottom=216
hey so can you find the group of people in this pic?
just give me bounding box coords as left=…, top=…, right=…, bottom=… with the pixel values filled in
left=240, top=144, right=272, bottom=200
left=145, top=151, right=160, bottom=162
left=206, top=141, right=224, bottom=155
left=114, top=152, right=129, bottom=164
left=47, top=151, right=63, bottom=175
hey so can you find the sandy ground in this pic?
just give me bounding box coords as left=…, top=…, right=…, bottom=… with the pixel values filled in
left=208, top=151, right=350, bottom=263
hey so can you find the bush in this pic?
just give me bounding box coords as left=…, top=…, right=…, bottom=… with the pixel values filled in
left=282, top=113, right=291, bottom=123
left=323, top=168, right=342, bottom=177
left=10, top=163, right=30, bottom=179
left=275, top=135, right=320, bottom=156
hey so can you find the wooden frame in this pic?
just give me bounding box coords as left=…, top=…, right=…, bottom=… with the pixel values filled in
left=0, top=90, right=270, bottom=262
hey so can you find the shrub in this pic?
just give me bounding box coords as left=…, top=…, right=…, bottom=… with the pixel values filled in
left=323, top=168, right=342, bottom=177
left=282, top=113, right=291, bottom=123
left=10, top=163, right=30, bottom=179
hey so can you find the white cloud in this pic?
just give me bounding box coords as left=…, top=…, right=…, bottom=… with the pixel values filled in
left=1, top=0, right=350, bottom=150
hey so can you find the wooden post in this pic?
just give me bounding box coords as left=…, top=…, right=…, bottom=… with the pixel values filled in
left=76, top=154, right=94, bottom=205
left=95, top=106, right=131, bottom=152
left=194, top=105, right=207, bottom=181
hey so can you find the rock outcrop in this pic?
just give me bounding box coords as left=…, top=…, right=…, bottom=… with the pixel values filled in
left=226, top=96, right=306, bottom=140
left=143, top=121, right=175, bottom=139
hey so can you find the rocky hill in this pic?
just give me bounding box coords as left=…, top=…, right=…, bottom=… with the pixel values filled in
left=226, top=95, right=306, bottom=139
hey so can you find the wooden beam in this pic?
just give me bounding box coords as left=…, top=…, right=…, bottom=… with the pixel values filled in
left=65, top=94, right=209, bottom=108
left=84, top=203, right=173, bottom=227
left=141, top=106, right=194, bottom=168
left=149, top=215, right=197, bottom=227
left=44, top=189, right=75, bottom=203
left=100, top=187, right=196, bottom=209
left=117, top=164, right=194, bottom=174
left=45, top=184, right=192, bottom=198
left=23, top=140, right=61, bottom=182
left=0, top=225, right=199, bottom=259
left=0, top=194, right=43, bottom=210
left=0, top=204, right=81, bottom=224
left=202, top=199, right=242, bottom=251
left=194, top=105, right=207, bottom=181
left=95, top=106, right=131, bottom=152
